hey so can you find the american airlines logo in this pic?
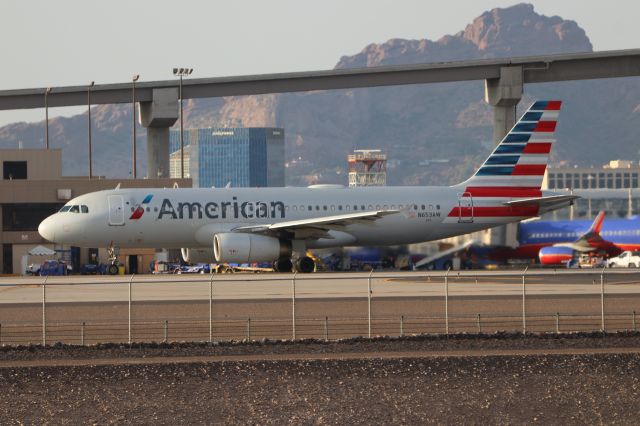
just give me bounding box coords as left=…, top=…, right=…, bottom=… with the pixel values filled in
left=129, top=194, right=154, bottom=220
left=157, top=197, right=286, bottom=220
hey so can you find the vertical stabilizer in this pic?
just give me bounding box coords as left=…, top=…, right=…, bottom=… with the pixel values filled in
left=460, top=100, right=561, bottom=197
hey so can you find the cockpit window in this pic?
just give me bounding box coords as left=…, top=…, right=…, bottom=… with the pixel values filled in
left=81, top=205, right=89, bottom=214
left=59, top=206, right=71, bottom=212
left=69, top=205, right=80, bottom=213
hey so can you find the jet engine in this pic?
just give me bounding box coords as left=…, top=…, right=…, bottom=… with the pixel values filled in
left=539, top=246, right=574, bottom=265
left=181, top=248, right=215, bottom=264
left=214, top=233, right=291, bottom=263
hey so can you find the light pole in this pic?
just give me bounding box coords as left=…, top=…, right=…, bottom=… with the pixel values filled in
left=44, top=87, right=52, bottom=149
left=173, top=67, right=193, bottom=179
left=87, top=81, right=95, bottom=179
left=132, top=74, right=139, bottom=179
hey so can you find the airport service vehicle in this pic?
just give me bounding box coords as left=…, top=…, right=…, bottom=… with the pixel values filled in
left=608, top=251, right=640, bottom=268
left=27, top=259, right=72, bottom=276
left=38, top=101, right=576, bottom=273
left=517, top=212, right=640, bottom=265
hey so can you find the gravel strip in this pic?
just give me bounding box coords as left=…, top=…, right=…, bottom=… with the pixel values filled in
left=1, top=354, right=639, bottom=424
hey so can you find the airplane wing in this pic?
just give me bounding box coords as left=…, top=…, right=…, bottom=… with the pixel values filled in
left=232, top=210, right=399, bottom=239
left=503, top=194, right=580, bottom=215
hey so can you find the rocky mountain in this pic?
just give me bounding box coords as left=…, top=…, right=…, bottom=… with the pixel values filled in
left=2, top=3, right=639, bottom=185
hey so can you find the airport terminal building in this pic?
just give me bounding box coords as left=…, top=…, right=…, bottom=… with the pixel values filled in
left=169, top=127, right=285, bottom=188
left=543, top=160, right=640, bottom=220
left=0, top=149, right=190, bottom=275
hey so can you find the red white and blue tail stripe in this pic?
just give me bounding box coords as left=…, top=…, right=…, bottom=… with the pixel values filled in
left=465, top=100, right=560, bottom=194
left=448, top=100, right=562, bottom=224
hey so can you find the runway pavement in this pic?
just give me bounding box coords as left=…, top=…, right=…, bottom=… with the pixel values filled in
left=0, top=270, right=639, bottom=345
left=1, top=269, right=639, bottom=304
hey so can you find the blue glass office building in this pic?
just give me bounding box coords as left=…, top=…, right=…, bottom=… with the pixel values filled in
left=170, top=127, right=284, bottom=188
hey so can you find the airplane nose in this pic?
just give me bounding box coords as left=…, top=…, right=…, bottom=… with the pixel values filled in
left=38, top=216, right=56, bottom=242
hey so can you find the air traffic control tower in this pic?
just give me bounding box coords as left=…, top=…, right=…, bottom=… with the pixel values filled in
left=348, top=149, right=387, bottom=187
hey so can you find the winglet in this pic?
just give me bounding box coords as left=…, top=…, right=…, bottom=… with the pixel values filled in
left=587, top=211, right=606, bottom=235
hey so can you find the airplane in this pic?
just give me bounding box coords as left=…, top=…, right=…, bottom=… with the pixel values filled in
left=517, top=212, right=640, bottom=265
left=38, top=100, right=577, bottom=273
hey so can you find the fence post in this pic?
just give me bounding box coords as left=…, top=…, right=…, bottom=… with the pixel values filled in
left=444, top=268, right=451, bottom=335
left=247, top=318, right=251, bottom=341
left=368, top=270, right=373, bottom=338
left=477, top=314, right=481, bottom=333
left=400, top=315, right=404, bottom=337
left=128, top=274, right=134, bottom=345
left=209, top=274, right=214, bottom=343
left=81, top=322, right=85, bottom=346
left=164, top=320, right=168, bottom=343
left=600, top=267, right=606, bottom=332
left=324, top=316, right=329, bottom=341
left=42, top=275, right=48, bottom=346
left=555, top=312, right=560, bottom=334
left=292, top=272, right=297, bottom=340
left=522, top=266, right=528, bottom=334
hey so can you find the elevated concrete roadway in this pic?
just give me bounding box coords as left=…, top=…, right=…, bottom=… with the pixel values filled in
left=2, top=50, right=640, bottom=109
left=1, top=49, right=639, bottom=181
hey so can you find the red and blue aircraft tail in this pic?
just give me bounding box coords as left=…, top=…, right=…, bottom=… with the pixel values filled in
left=461, top=100, right=561, bottom=197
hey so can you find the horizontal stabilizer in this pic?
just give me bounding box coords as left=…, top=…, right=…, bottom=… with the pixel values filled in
left=503, top=194, right=579, bottom=210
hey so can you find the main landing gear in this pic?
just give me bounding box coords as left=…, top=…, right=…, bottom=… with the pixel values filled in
left=273, top=256, right=315, bottom=273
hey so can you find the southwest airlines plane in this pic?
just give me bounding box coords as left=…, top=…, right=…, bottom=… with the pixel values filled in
left=38, top=101, right=576, bottom=272
left=518, top=212, right=640, bottom=265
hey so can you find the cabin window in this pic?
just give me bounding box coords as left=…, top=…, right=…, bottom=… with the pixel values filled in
left=331, top=205, right=335, bottom=211
left=338, top=205, right=343, bottom=211
left=368, top=205, right=373, bottom=210
left=376, top=205, right=381, bottom=210
left=391, top=205, right=396, bottom=209
left=308, top=206, right=312, bottom=211
left=81, top=205, right=89, bottom=214
left=353, top=205, right=358, bottom=210
left=421, top=205, right=425, bottom=210
left=316, top=205, right=320, bottom=211
left=59, top=206, right=71, bottom=213
left=323, top=205, right=327, bottom=211
left=69, top=205, right=79, bottom=213
left=383, top=205, right=388, bottom=210
left=361, top=205, right=365, bottom=210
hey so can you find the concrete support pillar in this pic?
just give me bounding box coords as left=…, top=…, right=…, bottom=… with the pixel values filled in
left=139, top=88, right=179, bottom=178
left=484, top=66, right=523, bottom=246
left=146, top=127, right=170, bottom=178
left=485, top=66, right=523, bottom=143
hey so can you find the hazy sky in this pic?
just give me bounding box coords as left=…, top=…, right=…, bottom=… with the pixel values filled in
left=1, top=0, right=638, bottom=126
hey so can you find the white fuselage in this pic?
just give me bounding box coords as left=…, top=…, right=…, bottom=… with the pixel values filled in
left=38, top=185, right=529, bottom=250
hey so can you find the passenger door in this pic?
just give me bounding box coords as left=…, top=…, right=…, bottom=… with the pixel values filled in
left=108, top=195, right=125, bottom=226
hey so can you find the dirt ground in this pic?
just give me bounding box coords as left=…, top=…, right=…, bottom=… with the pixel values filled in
left=1, top=333, right=640, bottom=424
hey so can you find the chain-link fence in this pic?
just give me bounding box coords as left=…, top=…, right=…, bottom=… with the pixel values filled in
left=0, top=269, right=638, bottom=346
